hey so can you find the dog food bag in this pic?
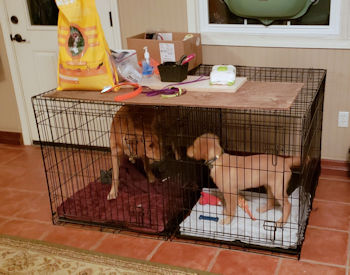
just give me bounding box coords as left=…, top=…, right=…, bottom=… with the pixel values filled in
left=55, top=0, right=118, bottom=91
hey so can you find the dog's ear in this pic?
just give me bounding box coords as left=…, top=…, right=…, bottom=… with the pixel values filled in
left=198, top=136, right=210, bottom=160
left=187, top=133, right=221, bottom=161
left=187, top=137, right=203, bottom=160
left=205, top=135, right=221, bottom=160
left=187, top=144, right=194, bottom=158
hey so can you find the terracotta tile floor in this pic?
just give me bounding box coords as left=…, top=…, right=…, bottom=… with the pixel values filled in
left=0, top=143, right=349, bottom=275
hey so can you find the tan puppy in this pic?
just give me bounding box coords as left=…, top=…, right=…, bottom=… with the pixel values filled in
left=108, top=106, right=161, bottom=200
left=187, top=133, right=300, bottom=227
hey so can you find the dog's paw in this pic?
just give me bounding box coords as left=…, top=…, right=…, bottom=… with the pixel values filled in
left=147, top=173, right=156, bottom=183
left=256, top=205, right=269, bottom=213
left=275, top=220, right=285, bottom=228
left=107, top=191, right=118, bottom=200
left=219, top=216, right=233, bottom=225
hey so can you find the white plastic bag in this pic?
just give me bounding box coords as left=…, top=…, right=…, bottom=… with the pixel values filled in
left=111, top=50, right=142, bottom=83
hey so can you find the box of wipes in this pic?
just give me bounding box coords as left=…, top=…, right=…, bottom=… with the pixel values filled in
left=210, top=65, right=236, bottom=86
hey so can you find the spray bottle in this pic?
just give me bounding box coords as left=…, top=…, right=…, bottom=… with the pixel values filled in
left=142, top=46, right=154, bottom=77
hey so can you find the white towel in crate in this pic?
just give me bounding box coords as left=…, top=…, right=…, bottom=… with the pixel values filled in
left=180, top=187, right=308, bottom=249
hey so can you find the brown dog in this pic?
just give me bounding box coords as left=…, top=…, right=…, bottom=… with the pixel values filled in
left=187, top=133, right=300, bottom=227
left=108, top=106, right=162, bottom=200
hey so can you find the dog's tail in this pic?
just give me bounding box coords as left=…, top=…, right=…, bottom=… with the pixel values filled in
left=285, top=155, right=312, bottom=195
left=285, top=154, right=311, bottom=170
left=285, top=156, right=301, bottom=169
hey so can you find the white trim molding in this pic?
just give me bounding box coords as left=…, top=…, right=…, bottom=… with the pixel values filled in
left=110, top=0, right=122, bottom=49
left=187, top=0, right=200, bottom=33
left=187, top=0, right=350, bottom=49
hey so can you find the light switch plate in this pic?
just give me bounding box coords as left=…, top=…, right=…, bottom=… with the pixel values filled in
left=338, top=111, right=349, bottom=128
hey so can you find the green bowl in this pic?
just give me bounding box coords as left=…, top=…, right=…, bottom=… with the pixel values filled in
left=224, top=0, right=315, bottom=25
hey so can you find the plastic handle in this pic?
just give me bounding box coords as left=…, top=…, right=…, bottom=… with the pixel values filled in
left=181, top=53, right=195, bottom=65
left=199, top=215, right=219, bottom=222
left=177, top=54, right=187, bottom=65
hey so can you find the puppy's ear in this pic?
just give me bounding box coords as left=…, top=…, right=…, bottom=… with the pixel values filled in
left=206, top=137, right=216, bottom=160
left=206, top=135, right=222, bottom=160
left=197, top=136, right=209, bottom=160
left=187, top=145, right=194, bottom=158
left=187, top=137, right=202, bottom=160
left=214, top=138, right=222, bottom=155
left=187, top=134, right=221, bottom=161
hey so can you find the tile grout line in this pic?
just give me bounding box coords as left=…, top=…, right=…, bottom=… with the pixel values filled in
left=313, top=198, right=350, bottom=206
left=206, top=249, right=221, bottom=272
left=319, top=176, right=350, bottom=183
left=0, top=187, right=47, bottom=195
left=217, top=245, right=285, bottom=261
left=300, top=259, right=346, bottom=269
left=38, top=231, right=50, bottom=241
left=274, top=258, right=283, bottom=275
left=0, top=215, right=52, bottom=225
left=307, top=225, right=349, bottom=233
left=346, top=232, right=350, bottom=275
left=0, top=153, right=25, bottom=166
left=0, top=218, right=12, bottom=228
left=88, top=233, right=109, bottom=251
left=145, top=240, right=164, bottom=261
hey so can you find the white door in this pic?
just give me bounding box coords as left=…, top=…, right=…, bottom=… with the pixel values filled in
left=3, top=0, right=120, bottom=143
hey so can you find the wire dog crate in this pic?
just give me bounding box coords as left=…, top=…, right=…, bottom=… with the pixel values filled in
left=32, top=65, right=325, bottom=255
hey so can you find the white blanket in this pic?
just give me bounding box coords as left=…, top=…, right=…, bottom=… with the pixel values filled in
left=180, top=187, right=308, bottom=249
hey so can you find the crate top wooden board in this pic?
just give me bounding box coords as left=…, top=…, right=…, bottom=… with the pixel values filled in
left=44, top=81, right=304, bottom=110
left=141, top=75, right=248, bottom=93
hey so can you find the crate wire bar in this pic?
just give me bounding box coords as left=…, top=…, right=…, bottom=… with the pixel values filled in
left=32, top=65, right=325, bottom=255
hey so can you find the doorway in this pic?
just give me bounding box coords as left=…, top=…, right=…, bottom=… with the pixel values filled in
left=1, top=0, right=121, bottom=143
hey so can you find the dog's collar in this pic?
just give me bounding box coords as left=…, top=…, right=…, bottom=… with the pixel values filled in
left=205, top=152, right=223, bottom=169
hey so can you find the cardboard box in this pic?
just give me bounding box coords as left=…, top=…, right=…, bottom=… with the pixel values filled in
left=127, top=32, right=202, bottom=71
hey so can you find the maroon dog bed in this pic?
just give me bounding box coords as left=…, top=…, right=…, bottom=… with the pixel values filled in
left=57, top=158, right=197, bottom=234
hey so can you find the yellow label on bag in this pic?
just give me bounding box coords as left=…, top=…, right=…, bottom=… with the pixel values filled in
left=55, top=0, right=118, bottom=91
